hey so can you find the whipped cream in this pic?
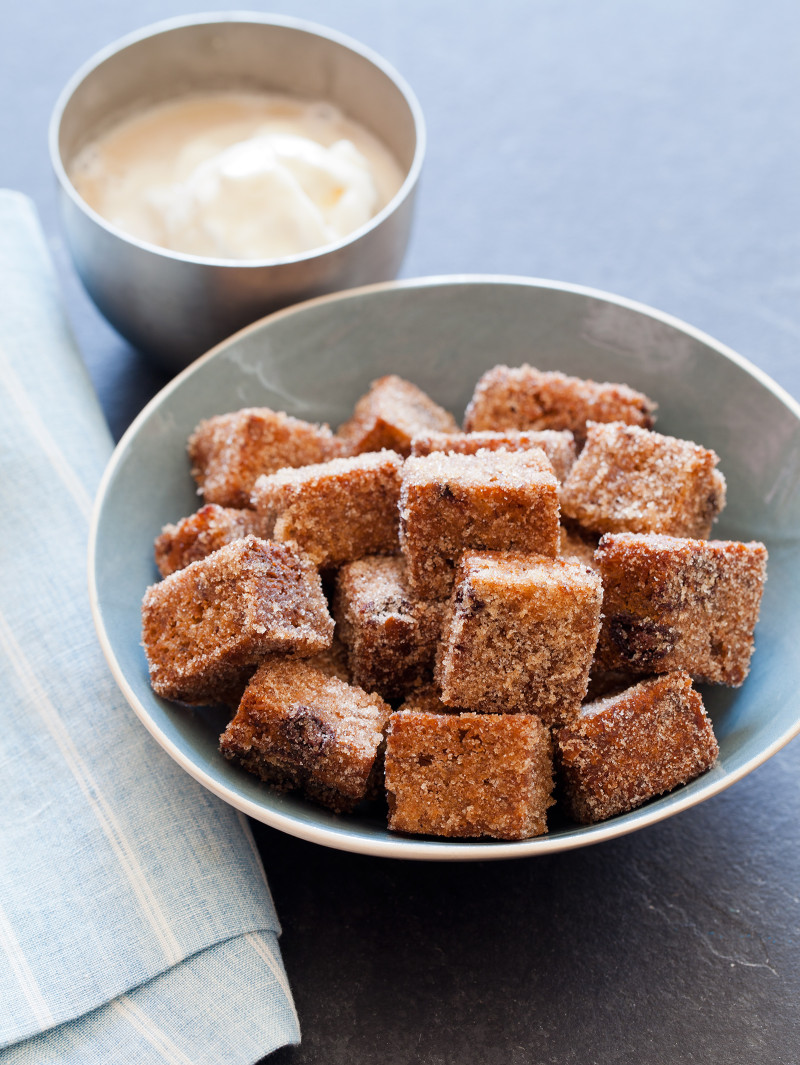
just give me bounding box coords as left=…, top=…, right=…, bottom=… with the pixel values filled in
left=70, top=92, right=404, bottom=260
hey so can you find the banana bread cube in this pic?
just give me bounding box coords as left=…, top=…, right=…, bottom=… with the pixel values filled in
left=594, top=532, right=768, bottom=685
left=561, top=421, right=726, bottom=538
left=188, top=407, right=339, bottom=508
left=399, top=448, right=561, bottom=599
left=554, top=671, right=719, bottom=823
left=154, top=503, right=268, bottom=577
left=337, top=374, right=458, bottom=456
left=463, top=364, right=655, bottom=441
left=435, top=551, right=603, bottom=725
left=333, top=556, right=446, bottom=700
left=141, top=536, right=333, bottom=705
left=252, top=451, right=404, bottom=568
left=385, top=691, right=554, bottom=839
left=220, top=657, right=391, bottom=813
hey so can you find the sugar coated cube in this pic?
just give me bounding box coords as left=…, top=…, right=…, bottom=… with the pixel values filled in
left=337, top=375, right=458, bottom=456
left=555, top=671, right=719, bottom=823
left=436, top=551, right=603, bottom=725
left=333, top=556, right=445, bottom=699
left=463, top=364, right=655, bottom=440
left=141, top=536, right=333, bottom=705
left=399, top=448, right=561, bottom=598
left=252, top=451, right=403, bottom=567
left=188, top=407, right=339, bottom=508
left=220, top=657, right=390, bottom=813
left=385, top=694, right=554, bottom=839
left=561, top=421, right=726, bottom=538
left=594, top=532, right=767, bottom=685
left=154, top=504, right=268, bottom=577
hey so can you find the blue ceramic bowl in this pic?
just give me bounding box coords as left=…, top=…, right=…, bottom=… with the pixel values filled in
left=89, top=276, right=800, bottom=860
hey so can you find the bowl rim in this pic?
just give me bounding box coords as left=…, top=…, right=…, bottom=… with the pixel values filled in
left=89, top=273, right=800, bottom=861
left=49, top=10, right=426, bottom=269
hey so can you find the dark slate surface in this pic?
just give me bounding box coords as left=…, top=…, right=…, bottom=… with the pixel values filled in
left=4, top=2, right=798, bottom=1062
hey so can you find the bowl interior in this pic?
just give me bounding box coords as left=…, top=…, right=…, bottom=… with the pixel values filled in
left=91, top=277, right=800, bottom=859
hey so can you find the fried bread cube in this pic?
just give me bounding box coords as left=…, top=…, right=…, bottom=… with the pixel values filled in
left=220, top=657, right=390, bottom=813
left=554, top=671, right=719, bottom=823
left=385, top=692, right=554, bottom=839
left=251, top=451, right=403, bottom=567
left=333, top=556, right=446, bottom=700
left=141, top=536, right=333, bottom=705
left=409, top=429, right=577, bottom=483
left=593, top=533, right=767, bottom=685
left=561, top=421, right=726, bottom=538
left=435, top=551, right=603, bottom=725
left=154, top=503, right=268, bottom=577
left=188, top=407, right=339, bottom=508
left=463, top=364, right=655, bottom=440
left=399, top=448, right=561, bottom=599
left=337, top=375, right=458, bottom=456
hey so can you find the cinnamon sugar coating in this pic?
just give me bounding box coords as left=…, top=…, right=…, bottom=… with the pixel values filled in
left=594, top=533, right=768, bottom=685
left=410, top=429, right=577, bottom=483
left=463, top=364, right=655, bottom=440
left=435, top=551, right=603, bottom=726
left=555, top=671, right=719, bottom=824
left=558, top=523, right=600, bottom=569
left=220, top=657, right=390, bottom=813
left=333, top=556, right=445, bottom=700
left=188, top=407, right=339, bottom=509
left=399, top=448, right=561, bottom=599
left=141, top=536, right=333, bottom=705
left=154, top=504, right=268, bottom=577
left=385, top=696, right=554, bottom=839
left=304, top=635, right=352, bottom=683
left=561, top=421, right=727, bottom=538
left=337, top=374, right=458, bottom=457
left=251, top=451, right=403, bottom=568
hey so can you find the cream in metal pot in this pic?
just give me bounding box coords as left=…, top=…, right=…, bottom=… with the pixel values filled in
left=69, top=91, right=405, bottom=260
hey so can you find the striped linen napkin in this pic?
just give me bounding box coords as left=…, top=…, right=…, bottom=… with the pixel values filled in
left=0, top=191, right=300, bottom=1064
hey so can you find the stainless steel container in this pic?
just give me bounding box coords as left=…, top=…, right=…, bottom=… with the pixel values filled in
left=50, top=13, right=425, bottom=374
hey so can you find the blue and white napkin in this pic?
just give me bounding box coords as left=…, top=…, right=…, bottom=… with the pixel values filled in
left=0, top=191, right=300, bottom=1064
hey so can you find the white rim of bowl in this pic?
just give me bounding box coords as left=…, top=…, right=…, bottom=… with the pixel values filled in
left=88, top=274, right=800, bottom=861
left=49, top=11, right=426, bottom=268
